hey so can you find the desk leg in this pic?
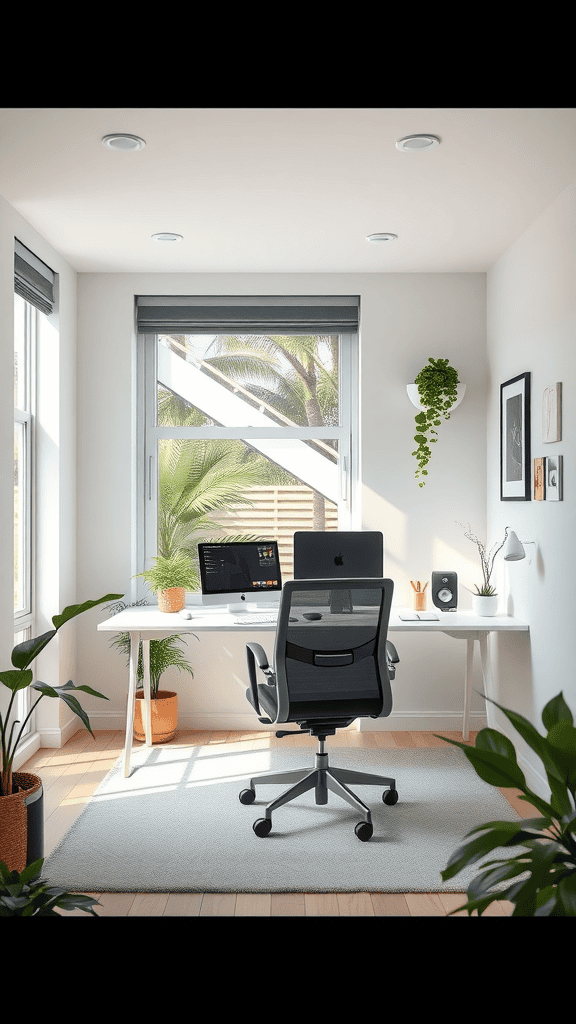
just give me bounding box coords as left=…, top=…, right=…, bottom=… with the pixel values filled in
left=463, top=639, right=474, bottom=742
left=124, top=631, right=139, bottom=778
left=478, top=634, right=491, bottom=717
left=142, top=636, right=152, bottom=747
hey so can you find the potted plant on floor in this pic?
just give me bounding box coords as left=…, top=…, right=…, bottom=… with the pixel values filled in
left=408, top=357, right=462, bottom=486
left=0, top=857, right=100, bottom=916
left=0, top=592, right=123, bottom=873
left=134, top=551, right=201, bottom=612
left=437, top=690, right=576, bottom=916
left=107, top=600, right=197, bottom=743
left=459, top=522, right=511, bottom=615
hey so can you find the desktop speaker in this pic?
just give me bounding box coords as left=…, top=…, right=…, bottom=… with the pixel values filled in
left=431, top=571, right=458, bottom=611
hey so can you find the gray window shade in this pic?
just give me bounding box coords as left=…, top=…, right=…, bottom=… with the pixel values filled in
left=136, top=295, right=359, bottom=334
left=14, top=239, right=56, bottom=316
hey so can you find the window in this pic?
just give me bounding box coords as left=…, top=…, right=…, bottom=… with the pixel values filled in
left=13, top=240, right=55, bottom=741
left=136, top=297, right=359, bottom=592
left=13, top=292, right=35, bottom=736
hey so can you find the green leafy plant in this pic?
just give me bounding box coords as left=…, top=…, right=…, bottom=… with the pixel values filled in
left=437, top=691, right=576, bottom=916
left=412, top=357, right=460, bottom=486
left=0, top=857, right=100, bottom=916
left=459, top=522, right=511, bottom=596
left=134, top=552, right=200, bottom=594
left=0, top=593, right=122, bottom=795
left=107, top=601, right=196, bottom=700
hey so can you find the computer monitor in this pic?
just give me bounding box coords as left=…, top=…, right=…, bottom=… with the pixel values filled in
left=293, top=531, right=384, bottom=612
left=293, top=531, right=383, bottom=579
left=198, top=540, right=282, bottom=613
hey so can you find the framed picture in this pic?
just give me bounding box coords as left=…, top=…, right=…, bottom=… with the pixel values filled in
left=534, top=457, right=545, bottom=500
left=542, top=382, right=562, bottom=442
left=545, top=455, right=563, bottom=500
left=500, top=372, right=531, bottom=501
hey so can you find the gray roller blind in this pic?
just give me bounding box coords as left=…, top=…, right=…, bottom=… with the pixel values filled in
left=14, top=239, right=56, bottom=316
left=136, top=295, right=359, bottom=335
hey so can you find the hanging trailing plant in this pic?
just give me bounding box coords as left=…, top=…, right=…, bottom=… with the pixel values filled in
left=412, top=357, right=460, bottom=486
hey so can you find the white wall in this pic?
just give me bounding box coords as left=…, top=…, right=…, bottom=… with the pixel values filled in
left=486, top=180, right=576, bottom=796
left=0, top=195, right=78, bottom=761
left=75, top=271, right=488, bottom=733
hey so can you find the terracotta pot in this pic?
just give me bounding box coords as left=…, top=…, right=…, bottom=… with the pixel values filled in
left=0, top=772, right=44, bottom=873
left=158, top=587, right=186, bottom=613
left=134, top=690, right=178, bottom=743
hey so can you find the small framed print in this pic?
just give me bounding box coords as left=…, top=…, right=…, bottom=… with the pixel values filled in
left=534, top=457, right=545, bottom=500
left=501, top=372, right=531, bottom=500
left=545, top=455, right=563, bottom=500
left=542, top=383, right=562, bottom=443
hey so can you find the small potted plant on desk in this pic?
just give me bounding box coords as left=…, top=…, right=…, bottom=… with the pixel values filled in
left=107, top=595, right=198, bottom=744
left=135, top=551, right=201, bottom=613
left=459, top=522, right=511, bottom=616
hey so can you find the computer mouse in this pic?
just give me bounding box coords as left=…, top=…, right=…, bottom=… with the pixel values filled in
left=179, top=610, right=192, bottom=619
left=303, top=612, right=322, bottom=620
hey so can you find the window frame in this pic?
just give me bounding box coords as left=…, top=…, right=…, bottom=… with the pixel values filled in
left=135, top=327, right=359, bottom=600
left=13, top=293, right=37, bottom=738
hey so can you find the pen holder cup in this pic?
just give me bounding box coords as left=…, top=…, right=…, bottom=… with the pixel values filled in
left=413, top=591, right=427, bottom=612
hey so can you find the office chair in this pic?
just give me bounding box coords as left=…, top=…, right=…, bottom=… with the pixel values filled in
left=240, top=578, right=400, bottom=841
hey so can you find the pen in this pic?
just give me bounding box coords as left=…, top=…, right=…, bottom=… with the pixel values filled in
left=422, top=581, right=428, bottom=593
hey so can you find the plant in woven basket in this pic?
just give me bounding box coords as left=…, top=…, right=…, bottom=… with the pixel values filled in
left=412, top=357, right=460, bottom=486
left=436, top=691, right=576, bottom=916
left=0, top=857, right=100, bottom=916
left=0, top=593, right=122, bottom=796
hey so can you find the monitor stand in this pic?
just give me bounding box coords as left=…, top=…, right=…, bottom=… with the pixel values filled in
left=227, top=595, right=251, bottom=614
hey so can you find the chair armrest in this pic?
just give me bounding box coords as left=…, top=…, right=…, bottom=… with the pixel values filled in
left=246, top=642, right=272, bottom=715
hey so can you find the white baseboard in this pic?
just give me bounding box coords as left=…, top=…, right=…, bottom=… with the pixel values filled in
left=87, top=710, right=488, bottom=734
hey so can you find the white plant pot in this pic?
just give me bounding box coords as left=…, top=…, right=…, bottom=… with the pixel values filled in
left=407, top=383, right=466, bottom=411
left=472, top=595, right=499, bottom=616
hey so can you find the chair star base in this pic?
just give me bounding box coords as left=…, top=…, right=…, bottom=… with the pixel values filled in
left=239, top=740, right=398, bottom=841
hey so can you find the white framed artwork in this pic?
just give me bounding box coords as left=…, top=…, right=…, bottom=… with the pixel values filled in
left=545, top=455, right=563, bottom=500
left=542, top=383, right=562, bottom=443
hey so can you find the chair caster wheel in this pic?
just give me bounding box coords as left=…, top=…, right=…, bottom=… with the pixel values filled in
left=239, top=788, right=256, bottom=804
left=355, top=821, right=373, bottom=842
left=383, top=788, right=398, bottom=805
left=253, top=818, right=272, bottom=838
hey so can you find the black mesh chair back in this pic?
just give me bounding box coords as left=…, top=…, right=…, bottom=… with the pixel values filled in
left=273, top=578, right=393, bottom=729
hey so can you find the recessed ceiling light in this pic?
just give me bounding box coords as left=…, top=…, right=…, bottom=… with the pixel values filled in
left=102, top=134, right=146, bottom=151
left=367, top=233, right=398, bottom=243
left=151, top=233, right=183, bottom=242
left=396, top=134, right=440, bottom=152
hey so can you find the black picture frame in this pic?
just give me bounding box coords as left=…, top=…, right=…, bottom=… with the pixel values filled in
left=500, top=372, right=531, bottom=500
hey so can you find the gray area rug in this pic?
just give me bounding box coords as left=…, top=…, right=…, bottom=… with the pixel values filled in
left=44, top=744, right=520, bottom=893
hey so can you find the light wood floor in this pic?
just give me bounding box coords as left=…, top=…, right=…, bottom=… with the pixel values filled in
left=20, top=727, right=530, bottom=917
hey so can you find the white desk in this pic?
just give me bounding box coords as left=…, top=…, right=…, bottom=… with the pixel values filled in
left=98, top=606, right=529, bottom=777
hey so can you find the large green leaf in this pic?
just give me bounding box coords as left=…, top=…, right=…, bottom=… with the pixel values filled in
left=437, top=733, right=527, bottom=789
left=440, top=822, right=529, bottom=881
left=11, top=630, right=57, bottom=670
left=31, top=679, right=108, bottom=738
left=0, top=669, right=33, bottom=693
left=542, top=692, right=573, bottom=731
left=485, top=695, right=567, bottom=788
left=557, top=874, right=576, bottom=915
left=52, top=593, right=123, bottom=630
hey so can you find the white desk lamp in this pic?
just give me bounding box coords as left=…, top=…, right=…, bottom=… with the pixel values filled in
left=503, top=530, right=536, bottom=564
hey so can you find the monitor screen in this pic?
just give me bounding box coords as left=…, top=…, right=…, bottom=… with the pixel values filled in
left=198, top=541, right=282, bottom=605
left=293, top=531, right=383, bottom=580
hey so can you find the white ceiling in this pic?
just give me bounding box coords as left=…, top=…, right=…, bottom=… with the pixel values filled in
left=1, top=107, right=575, bottom=275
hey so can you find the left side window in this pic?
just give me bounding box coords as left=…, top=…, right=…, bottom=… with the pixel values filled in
left=14, top=292, right=35, bottom=734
